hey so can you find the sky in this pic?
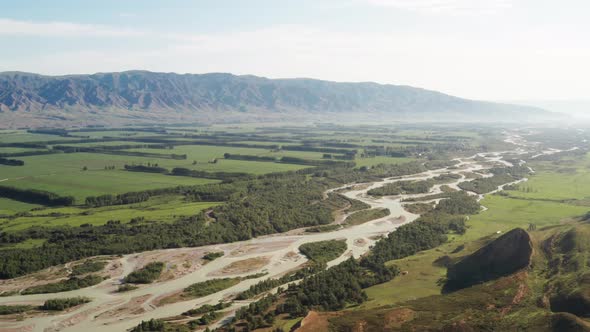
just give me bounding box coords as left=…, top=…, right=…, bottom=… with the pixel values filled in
left=0, top=0, right=588, bottom=101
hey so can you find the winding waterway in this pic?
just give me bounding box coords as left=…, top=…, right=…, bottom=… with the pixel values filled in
left=0, top=133, right=558, bottom=332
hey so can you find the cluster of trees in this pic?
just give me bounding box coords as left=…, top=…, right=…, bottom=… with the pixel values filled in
left=299, top=240, right=347, bottom=263
left=130, top=319, right=185, bottom=332
left=368, top=179, right=433, bottom=197
left=41, top=297, right=91, bottom=311
left=203, top=252, right=224, bottom=261
left=362, top=145, right=413, bottom=158
left=234, top=294, right=279, bottom=330
left=52, top=145, right=187, bottom=159
left=0, top=305, right=34, bottom=315
left=21, top=274, right=103, bottom=294
left=0, top=150, right=58, bottom=157
left=282, top=145, right=355, bottom=154
left=28, top=128, right=70, bottom=136
left=278, top=156, right=353, bottom=167
left=117, top=284, right=138, bottom=292
left=71, top=260, right=107, bottom=276
left=322, top=152, right=357, bottom=161
left=1, top=299, right=92, bottom=315
left=223, top=153, right=276, bottom=162
left=183, top=278, right=241, bottom=298
left=124, top=164, right=168, bottom=173
left=362, top=192, right=478, bottom=269
left=305, top=224, right=341, bottom=233
left=435, top=191, right=480, bottom=215
left=346, top=194, right=374, bottom=209
left=458, top=166, right=530, bottom=194
left=182, top=301, right=231, bottom=316
left=85, top=191, right=151, bottom=207
left=188, top=311, right=221, bottom=327
left=0, top=185, right=75, bottom=206
left=124, top=262, right=164, bottom=284
left=235, top=264, right=324, bottom=300
left=344, top=208, right=390, bottom=226
left=0, top=157, right=24, bottom=166
left=278, top=258, right=397, bottom=316
left=0, top=142, right=47, bottom=149
left=171, top=167, right=253, bottom=181
left=320, top=160, right=457, bottom=185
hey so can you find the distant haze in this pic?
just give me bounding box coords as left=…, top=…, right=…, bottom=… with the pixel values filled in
left=0, top=71, right=560, bottom=128
left=0, top=0, right=589, bottom=101
left=508, top=100, right=590, bottom=119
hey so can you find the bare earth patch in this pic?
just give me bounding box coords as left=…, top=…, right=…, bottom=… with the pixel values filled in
left=298, top=311, right=342, bottom=332
left=95, top=295, right=150, bottom=320
left=129, top=248, right=212, bottom=282
left=209, top=256, right=270, bottom=277
left=354, top=238, right=367, bottom=247
left=0, top=256, right=118, bottom=293
left=384, top=308, right=416, bottom=328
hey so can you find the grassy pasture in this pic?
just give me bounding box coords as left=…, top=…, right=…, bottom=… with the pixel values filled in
left=0, top=132, right=78, bottom=143
left=51, top=141, right=152, bottom=147
left=0, top=153, right=219, bottom=202
left=0, top=147, right=49, bottom=153
left=508, top=155, right=590, bottom=201
left=0, top=195, right=220, bottom=232
left=68, top=130, right=167, bottom=138
left=124, top=144, right=333, bottom=161
left=354, top=156, right=415, bottom=168
left=0, top=198, right=41, bottom=214
left=360, top=154, right=590, bottom=309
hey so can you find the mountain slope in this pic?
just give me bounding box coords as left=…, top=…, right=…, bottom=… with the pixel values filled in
left=0, top=71, right=555, bottom=128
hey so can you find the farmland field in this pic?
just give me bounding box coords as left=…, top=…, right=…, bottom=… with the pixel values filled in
left=0, top=198, right=41, bottom=215
left=3, top=124, right=576, bottom=332
left=0, top=195, right=220, bottom=232
left=0, top=153, right=220, bottom=202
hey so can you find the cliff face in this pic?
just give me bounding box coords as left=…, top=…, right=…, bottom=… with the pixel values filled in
left=444, top=227, right=533, bottom=292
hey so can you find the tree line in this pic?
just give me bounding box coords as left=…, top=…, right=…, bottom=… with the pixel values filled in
left=0, top=185, right=75, bottom=206
left=0, top=157, right=24, bottom=166
left=0, top=173, right=340, bottom=278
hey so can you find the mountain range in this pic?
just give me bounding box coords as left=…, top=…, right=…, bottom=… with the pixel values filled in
left=0, top=71, right=557, bottom=128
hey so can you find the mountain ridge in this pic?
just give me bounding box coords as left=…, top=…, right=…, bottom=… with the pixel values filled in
left=0, top=70, right=557, bottom=128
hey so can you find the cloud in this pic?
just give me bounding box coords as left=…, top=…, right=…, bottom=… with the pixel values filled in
left=0, top=18, right=143, bottom=37
left=0, top=21, right=587, bottom=100
left=363, top=0, right=513, bottom=14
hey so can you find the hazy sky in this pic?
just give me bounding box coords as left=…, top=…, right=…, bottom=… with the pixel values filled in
left=0, top=0, right=588, bottom=101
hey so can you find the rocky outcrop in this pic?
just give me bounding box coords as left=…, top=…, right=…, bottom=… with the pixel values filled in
left=444, top=228, right=533, bottom=292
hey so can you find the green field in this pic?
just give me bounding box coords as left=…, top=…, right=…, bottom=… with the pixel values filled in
left=0, top=195, right=220, bottom=232
left=0, top=198, right=41, bottom=214
left=354, top=156, right=415, bottom=168
left=124, top=144, right=335, bottom=161
left=51, top=140, right=152, bottom=147
left=508, top=155, right=590, bottom=201
left=68, top=130, right=167, bottom=138
left=0, top=153, right=219, bottom=202
left=0, top=147, right=49, bottom=153
left=360, top=153, right=590, bottom=309
left=0, top=132, right=77, bottom=143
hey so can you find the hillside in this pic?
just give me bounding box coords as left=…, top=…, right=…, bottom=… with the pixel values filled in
left=0, top=71, right=555, bottom=128
left=301, top=223, right=590, bottom=332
